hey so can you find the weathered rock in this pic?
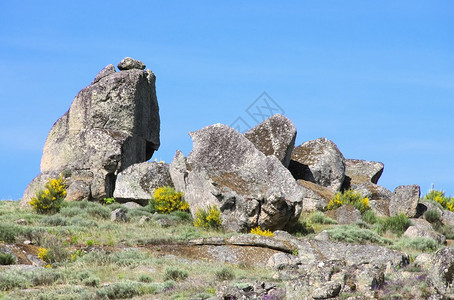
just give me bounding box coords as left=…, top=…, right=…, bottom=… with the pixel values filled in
left=111, top=208, right=128, bottom=222
left=244, top=114, right=296, bottom=168
left=170, top=124, right=303, bottom=232
left=389, top=185, right=420, bottom=217
left=297, top=180, right=333, bottom=212
left=21, top=58, right=160, bottom=206
left=267, top=252, right=299, bottom=270
left=113, top=161, right=173, bottom=205
left=138, top=216, right=150, bottom=225
left=311, top=281, right=342, bottom=299
left=441, top=210, right=454, bottom=228
left=343, top=159, right=384, bottom=185
left=122, top=202, right=142, bottom=209
left=117, top=57, right=146, bottom=70
left=404, top=219, right=446, bottom=245
left=350, top=182, right=393, bottom=217
left=92, top=64, right=115, bottom=84
left=327, top=205, right=362, bottom=225
left=289, top=138, right=345, bottom=192
left=427, top=247, right=454, bottom=296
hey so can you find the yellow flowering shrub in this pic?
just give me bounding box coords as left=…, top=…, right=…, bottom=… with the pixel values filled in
left=425, top=189, right=454, bottom=212
left=37, top=247, right=54, bottom=263
left=250, top=226, right=274, bottom=237
left=327, top=189, right=370, bottom=213
left=151, top=186, right=189, bottom=214
left=193, top=205, right=222, bottom=229
left=30, top=175, right=67, bottom=214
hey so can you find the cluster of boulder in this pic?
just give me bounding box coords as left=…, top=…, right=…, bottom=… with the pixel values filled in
left=20, top=58, right=454, bottom=298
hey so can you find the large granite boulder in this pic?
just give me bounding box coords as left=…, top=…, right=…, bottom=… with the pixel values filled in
left=389, top=185, right=421, bottom=218
left=113, top=161, right=173, bottom=205
left=403, top=219, right=446, bottom=245
left=170, top=123, right=303, bottom=232
left=244, top=114, right=296, bottom=168
left=343, top=159, right=384, bottom=187
left=288, top=138, right=345, bottom=192
left=21, top=58, right=160, bottom=206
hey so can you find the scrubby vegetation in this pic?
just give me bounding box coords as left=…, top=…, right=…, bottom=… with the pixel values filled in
left=193, top=205, right=222, bottom=229
left=250, top=226, right=274, bottom=237
left=327, top=189, right=370, bottom=213
left=29, top=175, right=67, bottom=214
left=424, top=189, right=454, bottom=212
left=149, top=186, right=189, bottom=213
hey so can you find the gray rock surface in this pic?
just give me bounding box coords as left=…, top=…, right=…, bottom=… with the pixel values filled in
left=170, top=123, right=303, bottom=232
left=111, top=208, right=127, bottom=222
left=21, top=58, right=160, bottom=205
left=113, top=161, right=173, bottom=205
left=389, top=185, right=420, bottom=217
left=311, top=281, right=342, bottom=299
left=289, top=138, right=345, bottom=192
left=244, top=114, right=296, bottom=168
left=117, top=57, right=146, bottom=70
left=404, top=219, right=446, bottom=245
left=343, top=159, right=384, bottom=185
left=441, top=210, right=454, bottom=228
left=297, top=180, right=333, bottom=212
left=328, top=205, right=362, bottom=225
left=427, top=247, right=454, bottom=296
left=350, top=182, right=393, bottom=217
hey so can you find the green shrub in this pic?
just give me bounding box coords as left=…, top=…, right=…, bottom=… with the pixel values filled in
left=193, top=205, right=222, bottom=229
left=30, top=175, right=67, bottom=214
left=308, top=211, right=337, bottom=224
left=0, top=224, right=20, bottom=243
left=425, top=189, right=454, bottom=212
left=96, top=280, right=156, bottom=299
left=327, top=189, right=370, bottom=213
left=40, top=215, right=69, bottom=226
left=138, top=274, right=153, bottom=283
left=327, top=225, right=392, bottom=245
left=0, top=252, right=16, bottom=265
left=103, top=197, right=116, bottom=205
left=163, top=267, right=188, bottom=281
left=376, top=214, right=411, bottom=237
left=362, top=210, right=378, bottom=224
left=424, top=209, right=441, bottom=224
left=215, top=267, right=235, bottom=281
left=393, top=237, right=439, bottom=252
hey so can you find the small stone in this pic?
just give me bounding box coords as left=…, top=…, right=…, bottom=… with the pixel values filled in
left=117, top=57, right=146, bottom=70
left=15, top=219, right=29, bottom=225
left=138, top=216, right=150, bottom=225
left=111, top=208, right=127, bottom=222
left=122, top=202, right=142, bottom=209
left=312, top=281, right=342, bottom=299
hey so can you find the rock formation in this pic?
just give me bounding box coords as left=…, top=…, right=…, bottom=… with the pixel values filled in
left=21, top=58, right=160, bottom=206
left=288, top=138, right=345, bottom=192
left=244, top=114, right=296, bottom=168
left=170, top=123, right=303, bottom=232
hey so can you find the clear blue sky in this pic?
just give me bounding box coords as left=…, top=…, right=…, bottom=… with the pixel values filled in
left=1, top=1, right=453, bottom=200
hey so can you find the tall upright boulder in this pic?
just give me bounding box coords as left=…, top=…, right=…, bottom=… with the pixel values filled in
left=170, top=124, right=303, bottom=232
left=21, top=58, right=160, bottom=206
left=288, top=138, right=345, bottom=192
left=244, top=114, right=296, bottom=168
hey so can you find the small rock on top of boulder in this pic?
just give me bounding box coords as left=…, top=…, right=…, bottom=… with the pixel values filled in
left=117, top=57, right=146, bottom=70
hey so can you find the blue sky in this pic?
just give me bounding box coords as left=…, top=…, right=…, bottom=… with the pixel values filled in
left=1, top=1, right=453, bottom=200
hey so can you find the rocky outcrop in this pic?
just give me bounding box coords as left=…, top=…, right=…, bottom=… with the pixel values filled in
left=327, top=204, right=362, bottom=225
left=404, top=219, right=446, bottom=245
left=342, top=159, right=384, bottom=190
left=289, top=138, right=345, bottom=192
left=170, top=123, right=303, bottom=232
left=389, top=185, right=421, bottom=218
left=21, top=58, right=160, bottom=205
left=244, top=114, right=296, bottom=168
left=113, top=161, right=173, bottom=205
